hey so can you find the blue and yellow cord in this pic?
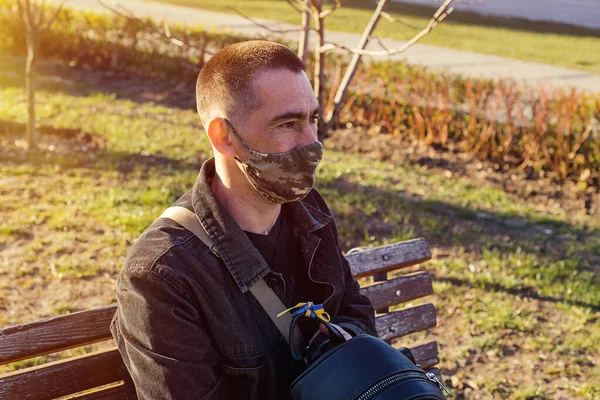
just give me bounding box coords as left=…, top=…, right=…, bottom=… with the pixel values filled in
left=277, top=302, right=331, bottom=323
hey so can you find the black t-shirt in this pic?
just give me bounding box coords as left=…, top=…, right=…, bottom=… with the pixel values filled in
left=245, top=210, right=319, bottom=341
left=244, top=210, right=300, bottom=306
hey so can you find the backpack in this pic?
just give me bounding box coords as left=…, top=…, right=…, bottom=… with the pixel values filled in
left=288, top=315, right=449, bottom=400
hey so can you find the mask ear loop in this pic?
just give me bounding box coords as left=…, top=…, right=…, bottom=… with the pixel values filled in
left=224, top=118, right=256, bottom=164
left=224, top=118, right=252, bottom=150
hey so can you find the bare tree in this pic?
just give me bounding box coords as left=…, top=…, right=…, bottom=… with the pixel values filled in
left=322, top=0, right=454, bottom=134
left=285, top=0, right=454, bottom=138
left=297, top=0, right=311, bottom=63
left=16, top=0, right=66, bottom=152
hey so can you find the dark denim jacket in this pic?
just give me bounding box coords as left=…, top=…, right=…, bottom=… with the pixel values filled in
left=110, top=158, right=377, bottom=400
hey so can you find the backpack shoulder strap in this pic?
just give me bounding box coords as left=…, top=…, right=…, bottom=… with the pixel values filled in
left=157, top=206, right=302, bottom=347
left=158, top=206, right=220, bottom=257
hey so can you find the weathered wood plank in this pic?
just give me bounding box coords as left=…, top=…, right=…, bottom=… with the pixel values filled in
left=376, top=303, right=437, bottom=342
left=0, top=348, right=122, bottom=400
left=0, top=305, right=117, bottom=365
left=346, top=238, right=432, bottom=278
left=410, top=341, right=439, bottom=369
left=360, top=272, right=434, bottom=311
left=64, top=382, right=126, bottom=400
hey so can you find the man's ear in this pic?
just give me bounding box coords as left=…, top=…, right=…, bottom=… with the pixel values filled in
left=207, top=118, right=237, bottom=159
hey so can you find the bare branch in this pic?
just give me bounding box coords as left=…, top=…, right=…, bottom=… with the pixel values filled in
left=380, top=11, right=420, bottom=29
left=40, top=0, right=66, bottom=35
left=226, top=5, right=312, bottom=34
left=321, top=0, right=389, bottom=132
left=16, top=0, right=27, bottom=27
left=285, top=0, right=304, bottom=13
left=163, top=21, right=185, bottom=47
left=116, top=2, right=138, bottom=19
left=319, top=0, right=342, bottom=19
left=98, top=0, right=216, bottom=59
left=371, top=36, right=390, bottom=52
left=298, top=0, right=311, bottom=63
left=35, top=0, right=47, bottom=28
left=320, top=0, right=454, bottom=56
left=290, top=0, right=313, bottom=14
left=96, top=0, right=139, bottom=22
left=24, top=0, right=36, bottom=31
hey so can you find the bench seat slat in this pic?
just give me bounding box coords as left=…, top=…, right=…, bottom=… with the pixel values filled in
left=360, top=272, right=433, bottom=311
left=376, top=303, right=437, bottom=342
left=0, top=305, right=117, bottom=365
left=0, top=348, right=122, bottom=400
left=410, top=341, right=439, bottom=369
left=346, top=238, right=432, bottom=278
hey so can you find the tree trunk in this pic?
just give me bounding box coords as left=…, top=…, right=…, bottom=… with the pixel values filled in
left=298, top=0, right=310, bottom=64
left=323, top=0, right=389, bottom=133
left=25, top=37, right=37, bottom=152
left=312, top=5, right=326, bottom=140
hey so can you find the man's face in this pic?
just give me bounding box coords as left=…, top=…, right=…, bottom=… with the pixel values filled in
left=232, top=68, right=319, bottom=157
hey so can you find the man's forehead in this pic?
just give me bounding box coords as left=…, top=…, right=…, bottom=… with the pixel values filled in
left=251, top=69, right=316, bottom=102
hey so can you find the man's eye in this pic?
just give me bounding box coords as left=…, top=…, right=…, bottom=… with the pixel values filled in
left=310, top=116, right=319, bottom=125
left=281, top=121, right=296, bottom=129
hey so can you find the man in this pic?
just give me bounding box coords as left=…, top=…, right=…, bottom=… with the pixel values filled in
left=111, top=40, right=377, bottom=400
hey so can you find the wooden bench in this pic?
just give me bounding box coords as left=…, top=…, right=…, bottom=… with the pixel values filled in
left=0, top=238, right=439, bottom=399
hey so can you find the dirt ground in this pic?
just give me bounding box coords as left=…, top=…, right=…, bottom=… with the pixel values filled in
left=325, top=127, right=600, bottom=222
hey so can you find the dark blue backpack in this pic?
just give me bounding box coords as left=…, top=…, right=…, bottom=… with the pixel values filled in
left=288, top=315, right=449, bottom=400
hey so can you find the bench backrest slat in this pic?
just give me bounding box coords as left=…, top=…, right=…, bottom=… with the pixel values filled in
left=0, top=348, right=121, bottom=400
left=376, top=303, right=437, bottom=342
left=346, top=238, right=432, bottom=278
left=65, top=383, right=125, bottom=400
left=0, top=305, right=116, bottom=365
left=360, top=272, right=433, bottom=311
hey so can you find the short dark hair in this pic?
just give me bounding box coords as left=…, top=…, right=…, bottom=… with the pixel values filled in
left=195, top=40, right=305, bottom=126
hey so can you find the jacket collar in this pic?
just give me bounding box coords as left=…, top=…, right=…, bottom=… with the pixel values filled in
left=191, top=158, right=331, bottom=294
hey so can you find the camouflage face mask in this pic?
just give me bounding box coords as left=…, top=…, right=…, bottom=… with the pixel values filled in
left=227, top=120, right=323, bottom=204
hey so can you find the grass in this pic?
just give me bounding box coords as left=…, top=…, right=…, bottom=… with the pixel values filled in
left=1, top=54, right=599, bottom=398
left=146, top=0, right=600, bottom=74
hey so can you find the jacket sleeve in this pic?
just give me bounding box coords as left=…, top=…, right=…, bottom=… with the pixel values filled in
left=332, top=254, right=378, bottom=338
left=307, top=190, right=378, bottom=338
left=110, top=263, right=228, bottom=400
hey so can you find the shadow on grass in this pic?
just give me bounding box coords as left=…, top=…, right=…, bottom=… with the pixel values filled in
left=345, top=0, right=600, bottom=38
left=436, top=276, right=600, bottom=313
left=0, top=121, right=203, bottom=174
left=0, top=148, right=203, bottom=174
left=320, top=176, right=600, bottom=309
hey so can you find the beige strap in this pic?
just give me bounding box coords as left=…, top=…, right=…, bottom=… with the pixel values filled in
left=157, top=206, right=303, bottom=348
left=158, top=206, right=220, bottom=257
left=249, top=280, right=304, bottom=346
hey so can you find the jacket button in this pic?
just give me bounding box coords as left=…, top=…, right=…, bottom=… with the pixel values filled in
left=267, top=277, right=278, bottom=288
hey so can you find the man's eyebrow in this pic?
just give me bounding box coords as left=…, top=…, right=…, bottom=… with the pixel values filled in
left=269, top=107, right=321, bottom=124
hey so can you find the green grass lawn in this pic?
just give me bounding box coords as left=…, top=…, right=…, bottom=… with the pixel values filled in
left=145, top=0, right=600, bottom=75
left=1, top=54, right=599, bottom=398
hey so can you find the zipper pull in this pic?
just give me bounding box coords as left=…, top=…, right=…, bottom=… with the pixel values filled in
left=426, top=372, right=451, bottom=396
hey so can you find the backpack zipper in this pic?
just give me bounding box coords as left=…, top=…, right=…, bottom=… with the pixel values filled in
left=354, top=371, right=450, bottom=400
left=425, top=372, right=451, bottom=396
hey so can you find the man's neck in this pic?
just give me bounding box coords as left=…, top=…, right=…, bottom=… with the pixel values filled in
left=211, top=168, right=281, bottom=235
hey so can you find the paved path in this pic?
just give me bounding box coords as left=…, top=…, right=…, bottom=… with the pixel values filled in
left=394, top=0, right=600, bottom=29
left=48, top=0, right=600, bottom=93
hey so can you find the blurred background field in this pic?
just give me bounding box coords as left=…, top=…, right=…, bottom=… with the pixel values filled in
left=1, top=1, right=599, bottom=398
left=146, top=0, right=600, bottom=74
